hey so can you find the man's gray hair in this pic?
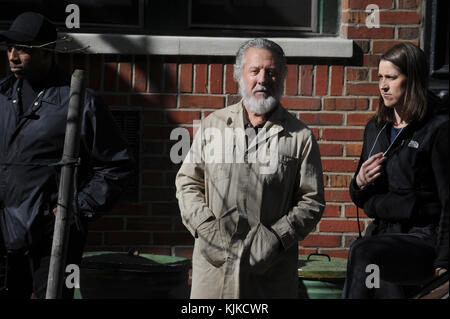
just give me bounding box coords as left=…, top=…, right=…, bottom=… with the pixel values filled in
left=233, top=38, right=288, bottom=82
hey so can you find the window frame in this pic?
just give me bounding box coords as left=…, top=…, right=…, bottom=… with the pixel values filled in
left=187, top=0, right=319, bottom=34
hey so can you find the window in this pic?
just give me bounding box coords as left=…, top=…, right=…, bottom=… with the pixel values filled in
left=0, top=0, right=339, bottom=37
left=155, top=0, right=340, bottom=37
left=0, top=0, right=144, bottom=33
left=0, top=0, right=349, bottom=56
left=189, top=0, right=317, bottom=33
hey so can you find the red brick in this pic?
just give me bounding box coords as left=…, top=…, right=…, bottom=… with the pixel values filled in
left=324, top=98, right=369, bottom=110
left=142, top=110, right=164, bottom=123
left=327, top=174, right=353, bottom=187
left=139, top=247, right=172, bottom=255
left=225, top=64, right=237, bottom=94
left=227, top=95, right=241, bottom=106
left=105, top=232, right=150, bottom=245
left=127, top=217, right=172, bottom=231
left=118, top=62, right=132, bottom=91
left=101, top=94, right=127, bottom=107
left=134, top=56, right=147, bottom=92
left=346, top=67, right=368, bottom=82
left=345, top=235, right=360, bottom=248
left=320, top=250, right=349, bottom=259
left=209, top=64, right=223, bottom=94
left=180, top=63, right=193, bottom=93
left=398, top=0, right=418, bottom=9
left=322, top=128, right=364, bottom=141
left=371, top=97, right=381, bottom=111
left=153, top=232, right=193, bottom=245
left=109, top=202, right=149, bottom=216
left=280, top=97, right=321, bottom=110
left=173, top=247, right=194, bottom=260
left=354, top=40, right=371, bottom=53
left=398, top=27, right=419, bottom=40
left=203, top=110, right=215, bottom=118
left=131, top=94, right=177, bottom=107
left=165, top=63, right=177, bottom=93
left=300, top=65, right=313, bottom=95
left=341, top=11, right=368, bottom=24
left=104, top=62, right=117, bottom=91
left=345, top=205, right=369, bottom=218
left=141, top=187, right=176, bottom=201
left=298, top=248, right=318, bottom=256
left=319, top=143, right=343, bottom=156
left=149, top=57, right=163, bottom=93
left=311, top=128, right=320, bottom=140
left=285, top=64, right=299, bottom=95
left=166, top=110, right=201, bottom=124
left=143, top=126, right=175, bottom=140
left=322, top=159, right=358, bottom=172
left=300, top=234, right=341, bottom=247
left=194, top=64, right=208, bottom=93
left=363, top=54, right=382, bottom=67
left=299, top=113, right=343, bottom=125
left=89, top=218, right=124, bottom=231
left=86, top=232, right=103, bottom=245
left=144, top=157, right=178, bottom=170
left=315, top=65, right=329, bottom=96
left=345, top=26, right=394, bottom=39
left=380, top=11, right=419, bottom=24
left=180, top=95, right=225, bottom=109
left=345, top=143, right=363, bottom=157
left=371, top=68, right=379, bottom=82
left=319, top=219, right=364, bottom=233
left=346, top=83, right=380, bottom=96
left=330, top=66, right=344, bottom=96
left=142, top=171, right=164, bottom=186
left=325, top=189, right=352, bottom=202
left=342, top=0, right=393, bottom=9
left=323, top=205, right=341, bottom=217
left=347, top=112, right=375, bottom=126
left=173, top=217, right=187, bottom=231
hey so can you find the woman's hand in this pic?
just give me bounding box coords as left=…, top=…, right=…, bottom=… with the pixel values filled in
left=356, top=152, right=386, bottom=189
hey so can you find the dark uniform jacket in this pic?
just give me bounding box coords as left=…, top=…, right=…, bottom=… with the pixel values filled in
left=0, top=68, right=134, bottom=252
left=349, top=103, right=449, bottom=269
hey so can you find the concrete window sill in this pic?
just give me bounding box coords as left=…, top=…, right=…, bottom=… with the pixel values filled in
left=58, top=33, right=353, bottom=58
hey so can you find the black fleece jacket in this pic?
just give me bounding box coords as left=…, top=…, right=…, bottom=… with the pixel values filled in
left=349, top=104, right=449, bottom=270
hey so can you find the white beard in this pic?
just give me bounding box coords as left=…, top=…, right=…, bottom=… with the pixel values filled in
left=239, top=78, right=280, bottom=115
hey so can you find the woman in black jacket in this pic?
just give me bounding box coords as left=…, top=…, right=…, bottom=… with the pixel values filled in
left=342, top=43, right=448, bottom=298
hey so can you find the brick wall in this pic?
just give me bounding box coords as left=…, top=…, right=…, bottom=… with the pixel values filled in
left=0, top=0, right=422, bottom=261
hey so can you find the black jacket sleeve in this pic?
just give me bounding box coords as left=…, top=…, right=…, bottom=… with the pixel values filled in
left=77, top=93, right=135, bottom=220
left=431, top=120, right=449, bottom=269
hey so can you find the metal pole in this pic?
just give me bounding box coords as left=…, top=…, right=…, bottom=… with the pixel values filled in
left=46, top=70, right=85, bottom=299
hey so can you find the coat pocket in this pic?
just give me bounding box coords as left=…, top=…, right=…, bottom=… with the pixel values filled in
left=197, top=219, right=226, bottom=268
left=247, top=223, right=281, bottom=274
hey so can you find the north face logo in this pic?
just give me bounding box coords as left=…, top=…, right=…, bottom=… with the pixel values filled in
left=408, top=140, right=419, bottom=149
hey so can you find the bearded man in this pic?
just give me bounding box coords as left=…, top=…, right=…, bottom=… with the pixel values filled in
left=175, top=38, right=325, bottom=298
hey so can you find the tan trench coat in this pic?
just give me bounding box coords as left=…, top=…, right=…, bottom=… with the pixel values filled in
left=175, top=101, right=325, bottom=298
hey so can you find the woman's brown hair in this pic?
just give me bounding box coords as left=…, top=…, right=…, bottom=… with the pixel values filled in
left=376, top=42, right=430, bottom=125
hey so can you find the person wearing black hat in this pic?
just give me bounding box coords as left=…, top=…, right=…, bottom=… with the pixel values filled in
left=0, top=12, right=135, bottom=299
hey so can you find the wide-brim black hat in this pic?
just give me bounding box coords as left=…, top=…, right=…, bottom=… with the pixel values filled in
left=0, top=11, right=57, bottom=45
